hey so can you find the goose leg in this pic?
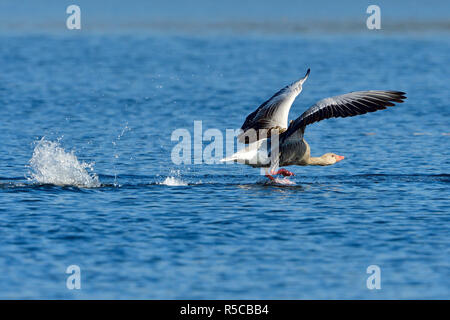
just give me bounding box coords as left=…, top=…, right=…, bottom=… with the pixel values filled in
left=273, top=168, right=295, bottom=177
left=264, top=169, right=275, bottom=181
left=265, top=168, right=295, bottom=185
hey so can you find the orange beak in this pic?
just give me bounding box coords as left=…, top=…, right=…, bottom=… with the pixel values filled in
left=335, top=155, right=345, bottom=162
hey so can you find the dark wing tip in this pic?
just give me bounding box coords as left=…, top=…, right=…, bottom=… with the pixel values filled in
left=390, top=90, right=406, bottom=96
left=305, top=68, right=311, bottom=77
left=391, top=91, right=407, bottom=103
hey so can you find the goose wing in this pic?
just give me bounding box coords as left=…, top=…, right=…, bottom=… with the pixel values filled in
left=281, top=90, right=407, bottom=142
left=238, top=69, right=310, bottom=143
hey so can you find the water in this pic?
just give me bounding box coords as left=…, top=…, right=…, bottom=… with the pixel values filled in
left=0, top=2, right=449, bottom=299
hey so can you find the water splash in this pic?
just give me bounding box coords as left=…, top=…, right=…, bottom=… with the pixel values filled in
left=159, top=176, right=188, bottom=186
left=112, top=122, right=131, bottom=186
left=28, top=138, right=100, bottom=188
left=158, top=170, right=188, bottom=186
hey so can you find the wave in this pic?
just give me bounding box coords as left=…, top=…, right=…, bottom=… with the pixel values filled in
left=159, top=176, right=188, bottom=186
left=2, top=171, right=447, bottom=191
left=28, top=138, right=100, bottom=188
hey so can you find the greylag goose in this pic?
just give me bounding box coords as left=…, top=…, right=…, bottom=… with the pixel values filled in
left=221, top=69, right=407, bottom=182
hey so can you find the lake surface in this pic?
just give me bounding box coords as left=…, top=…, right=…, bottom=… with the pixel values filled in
left=0, top=3, right=449, bottom=299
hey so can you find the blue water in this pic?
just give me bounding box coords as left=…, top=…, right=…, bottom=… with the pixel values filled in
left=0, top=2, right=449, bottom=299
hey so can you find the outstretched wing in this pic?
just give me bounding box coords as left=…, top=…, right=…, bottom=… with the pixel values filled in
left=238, top=87, right=291, bottom=139
left=281, top=90, right=407, bottom=141
left=238, top=69, right=310, bottom=144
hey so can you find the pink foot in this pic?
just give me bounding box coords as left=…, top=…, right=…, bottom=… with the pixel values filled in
left=273, top=168, right=295, bottom=177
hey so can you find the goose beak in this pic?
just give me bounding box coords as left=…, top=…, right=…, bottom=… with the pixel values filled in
left=335, top=155, right=345, bottom=162
left=300, top=68, right=310, bottom=84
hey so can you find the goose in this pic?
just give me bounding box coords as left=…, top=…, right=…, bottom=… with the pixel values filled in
left=221, top=69, right=407, bottom=182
